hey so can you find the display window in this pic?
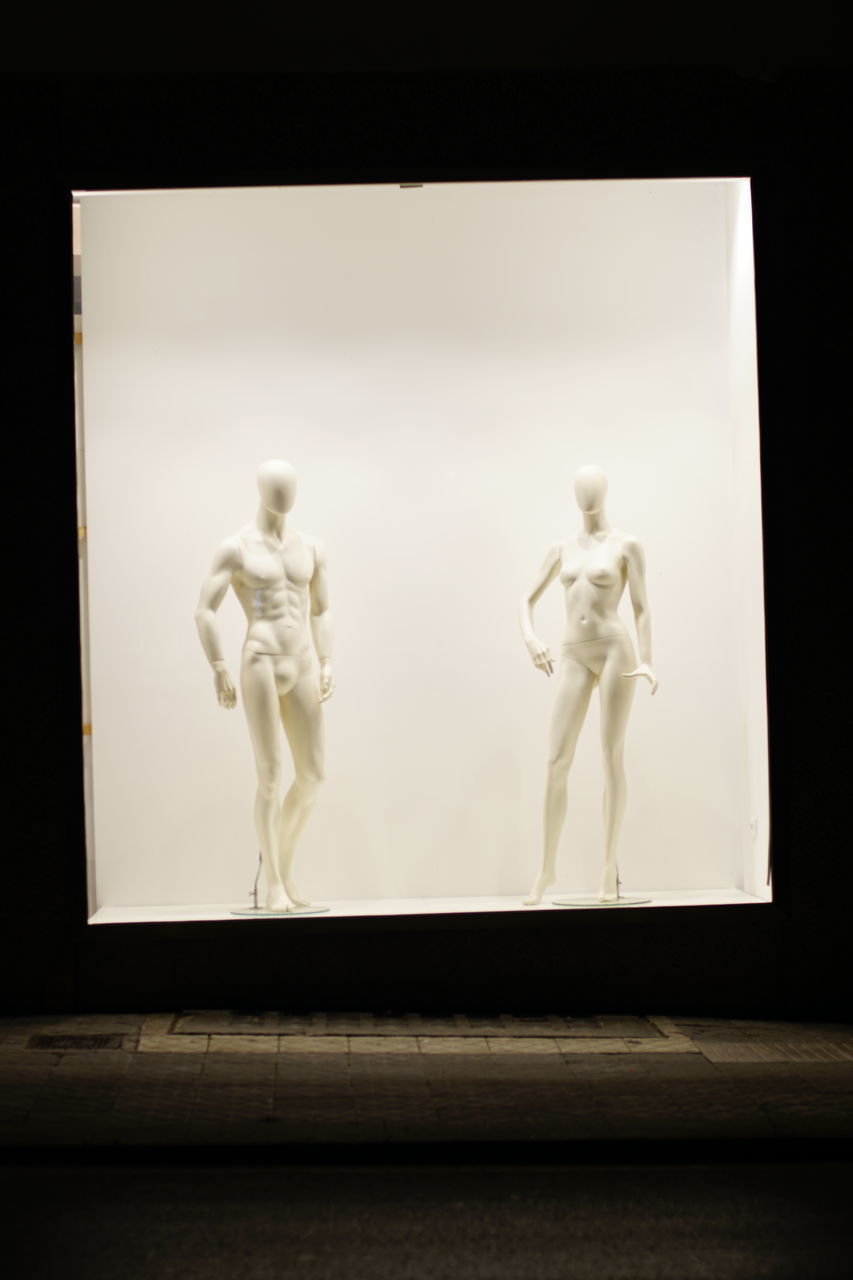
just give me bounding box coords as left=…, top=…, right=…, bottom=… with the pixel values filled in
left=73, top=179, right=769, bottom=923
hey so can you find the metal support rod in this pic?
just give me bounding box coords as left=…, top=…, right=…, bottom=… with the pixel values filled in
left=251, top=852, right=262, bottom=909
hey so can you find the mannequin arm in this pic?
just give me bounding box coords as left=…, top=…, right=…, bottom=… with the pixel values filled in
left=520, top=543, right=561, bottom=676
left=309, top=540, right=334, bottom=702
left=622, top=536, right=658, bottom=694
left=194, top=539, right=241, bottom=708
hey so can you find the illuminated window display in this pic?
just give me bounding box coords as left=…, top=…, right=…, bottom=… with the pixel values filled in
left=74, top=179, right=769, bottom=923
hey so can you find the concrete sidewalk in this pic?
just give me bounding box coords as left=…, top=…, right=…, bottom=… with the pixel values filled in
left=2, top=1012, right=853, bottom=1148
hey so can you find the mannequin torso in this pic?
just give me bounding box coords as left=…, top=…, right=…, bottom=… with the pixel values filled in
left=230, top=524, right=319, bottom=659
left=559, top=530, right=632, bottom=645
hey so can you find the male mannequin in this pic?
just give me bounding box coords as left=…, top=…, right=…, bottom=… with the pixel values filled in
left=195, top=460, right=333, bottom=911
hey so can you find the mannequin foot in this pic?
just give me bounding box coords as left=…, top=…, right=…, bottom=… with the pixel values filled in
left=265, top=886, right=293, bottom=912
left=524, top=872, right=555, bottom=906
left=283, top=878, right=311, bottom=909
left=598, top=868, right=619, bottom=903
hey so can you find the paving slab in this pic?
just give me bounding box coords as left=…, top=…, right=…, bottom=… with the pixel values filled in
left=2, top=1010, right=852, bottom=1148
left=173, top=1011, right=660, bottom=1038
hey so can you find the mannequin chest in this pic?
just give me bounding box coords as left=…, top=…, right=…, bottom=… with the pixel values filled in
left=238, top=533, right=314, bottom=592
left=559, top=537, right=624, bottom=590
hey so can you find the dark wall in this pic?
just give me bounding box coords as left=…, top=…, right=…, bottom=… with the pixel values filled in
left=2, top=63, right=850, bottom=1017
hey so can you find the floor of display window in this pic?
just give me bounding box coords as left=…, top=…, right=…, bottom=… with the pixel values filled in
left=89, top=888, right=768, bottom=925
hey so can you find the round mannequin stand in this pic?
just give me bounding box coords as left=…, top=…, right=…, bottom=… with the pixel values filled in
left=230, top=854, right=331, bottom=916
left=550, top=895, right=651, bottom=909
left=231, top=906, right=330, bottom=916
left=548, top=865, right=648, bottom=906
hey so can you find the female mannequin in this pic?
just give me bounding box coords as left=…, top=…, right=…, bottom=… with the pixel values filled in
left=194, top=460, right=334, bottom=911
left=521, top=465, right=657, bottom=905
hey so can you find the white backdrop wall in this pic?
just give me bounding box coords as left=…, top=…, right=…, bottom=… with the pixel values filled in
left=77, top=179, right=768, bottom=911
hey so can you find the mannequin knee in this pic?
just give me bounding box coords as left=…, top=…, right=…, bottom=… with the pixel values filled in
left=601, top=744, right=625, bottom=782
left=256, top=758, right=282, bottom=801
left=296, top=763, right=325, bottom=803
left=547, top=753, right=572, bottom=785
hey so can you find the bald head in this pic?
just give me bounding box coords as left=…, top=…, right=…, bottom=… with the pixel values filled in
left=573, top=464, right=608, bottom=515
left=257, top=459, right=296, bottom=515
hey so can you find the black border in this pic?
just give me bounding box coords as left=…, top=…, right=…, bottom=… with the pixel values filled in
left=3, top=68, right=850, bottom=1016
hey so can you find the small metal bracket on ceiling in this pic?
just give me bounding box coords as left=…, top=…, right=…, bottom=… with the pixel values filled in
left=399, top=183, right=423, bottom=189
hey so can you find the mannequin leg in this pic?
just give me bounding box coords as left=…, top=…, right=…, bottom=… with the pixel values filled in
left=277, top=670, right=325, bottom=906
left=524, top=659, right=595, bottom=904
left=241, top=651, right=289, bottom=909
left=597, top=649, right=636, bottom=901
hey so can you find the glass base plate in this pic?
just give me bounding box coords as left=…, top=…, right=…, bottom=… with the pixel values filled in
left=551, top=896, right=652, bottom=909
left=230, top=906, right=331, bottom=917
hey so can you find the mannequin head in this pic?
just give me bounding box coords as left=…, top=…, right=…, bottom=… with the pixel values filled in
left=257, top=459, right=297, bottom=515
left=574, top=464, right=608, bottom=515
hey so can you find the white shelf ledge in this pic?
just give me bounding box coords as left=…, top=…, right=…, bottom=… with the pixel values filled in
left=89, top=888, right=769, bottom=925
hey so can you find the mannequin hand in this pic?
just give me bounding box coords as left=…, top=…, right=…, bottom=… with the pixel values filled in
left=622, top=663, right=659, bottom=695
left=212, top=664, right=237, bottom=709
left=318, top=660, right=334, bottom=703
left=527, top=640, right=555, bottom=677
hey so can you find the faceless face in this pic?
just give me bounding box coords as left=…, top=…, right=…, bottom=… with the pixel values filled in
left=257, top=459, right=297, bottom=514
left=573, top=464, right=608, bottom=515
